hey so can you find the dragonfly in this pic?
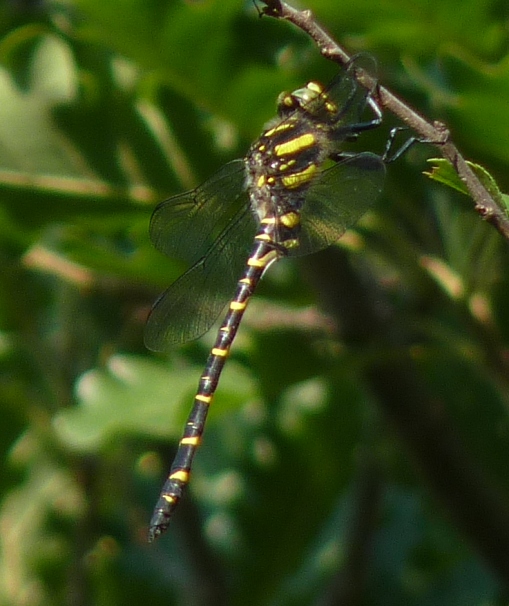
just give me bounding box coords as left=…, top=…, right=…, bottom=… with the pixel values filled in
left=145, top=56, right=386, bottom=541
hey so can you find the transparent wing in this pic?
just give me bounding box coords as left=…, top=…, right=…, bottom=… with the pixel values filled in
left=303, top=54, right=378, bottom=135
left=290, top=152, right=385, bottom=257
left=145, top=202, right=256, bottom=351
left=334, top=54, right=378, bottom=132
left=149, top=159, right=247, bottom=265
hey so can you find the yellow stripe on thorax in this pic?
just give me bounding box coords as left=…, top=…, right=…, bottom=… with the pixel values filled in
left=264, top=122, right=295, bottom=138
left=275, top=133, right=316, bottom=157
left=281, top=164, right=317, bottom=189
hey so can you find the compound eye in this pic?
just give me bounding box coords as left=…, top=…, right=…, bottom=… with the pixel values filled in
left=276, top=91, right=297, bottom=115
left=305, top=82, right=323, bottom=95
left=287, top=81, right=323, bottom=108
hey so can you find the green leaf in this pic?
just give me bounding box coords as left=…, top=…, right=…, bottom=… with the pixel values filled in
left=0, top=35, right=81, bottom=176
left=54, top=354, right=257, bottom=452
left=426, top=157, right=509, bottom=216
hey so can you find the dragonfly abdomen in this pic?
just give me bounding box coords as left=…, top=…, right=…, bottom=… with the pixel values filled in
left=148, top=234, right=281, bottom=541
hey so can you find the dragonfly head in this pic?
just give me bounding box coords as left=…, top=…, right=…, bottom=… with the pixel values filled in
left=277, top=81, right=338, bottom=120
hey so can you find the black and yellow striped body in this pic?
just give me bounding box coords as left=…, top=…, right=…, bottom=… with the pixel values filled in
left=148, top=111, right=324, bottom=540
left=148, top=237, right=278, bottom=540
left=146, top=63, right=386, bottom=541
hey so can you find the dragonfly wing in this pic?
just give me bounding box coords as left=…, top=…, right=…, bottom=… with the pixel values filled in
left=291, top=152, right=385, bottom=257
left=145, top=199, right=255, bottom=351
left=330, top=55, right=378, bottom=134
left=299, top=55, right=377, bottom=136
left=149, top=159, right=247, bottom=265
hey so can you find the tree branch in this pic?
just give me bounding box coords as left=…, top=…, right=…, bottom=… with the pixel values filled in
left=260, top=0, right=509, bottom=241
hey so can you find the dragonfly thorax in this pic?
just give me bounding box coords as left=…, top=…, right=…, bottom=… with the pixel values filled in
left=245, top=108, right=334, bottom=249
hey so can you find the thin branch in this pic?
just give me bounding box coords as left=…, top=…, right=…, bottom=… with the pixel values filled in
left=260, top=0, right=509, bottom=241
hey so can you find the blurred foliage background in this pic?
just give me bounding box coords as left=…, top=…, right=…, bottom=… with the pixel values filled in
left=1, top=0, right=509, bottom=605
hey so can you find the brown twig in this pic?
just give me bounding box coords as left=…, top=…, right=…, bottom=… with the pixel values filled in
left=260, top=0, right=509, bottom=241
